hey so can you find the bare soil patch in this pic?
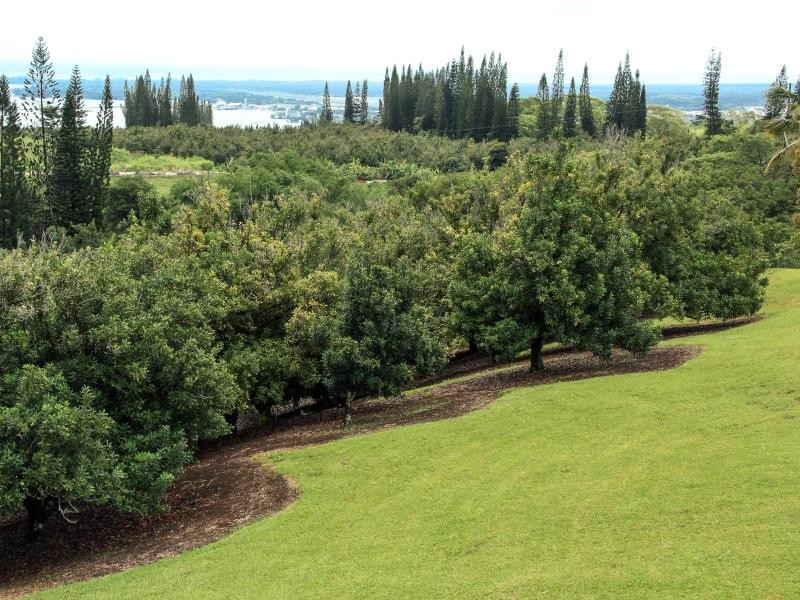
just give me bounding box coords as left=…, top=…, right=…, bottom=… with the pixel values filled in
left=0, top=339, right=709, bottom=598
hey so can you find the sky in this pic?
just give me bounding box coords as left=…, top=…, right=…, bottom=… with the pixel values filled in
left=0, top=0, right=794, bottom=84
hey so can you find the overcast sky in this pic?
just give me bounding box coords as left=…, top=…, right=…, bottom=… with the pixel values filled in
left=0, top=0, right=794, bottom=83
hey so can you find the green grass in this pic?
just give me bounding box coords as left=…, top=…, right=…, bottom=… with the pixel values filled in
left=111, top=148, right=215, bottom=173
left=41, top=270, right=800, bottom=599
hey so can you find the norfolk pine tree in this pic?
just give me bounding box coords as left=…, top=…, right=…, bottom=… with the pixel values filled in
left=579, top=64, right=596, bottom=137
left=508, top=83, right=521, bottom=139
left=536, top=74, right=552, bottom=139
left=87, top=76, right=114, bottom=224
left=703, top=49, right=724, bottom=136
left=551, top=49, right=565, bottom=126
left=344, top=80, right=354, bottom=123
left=320, top=82, right=333, bottom=123
left=359, top=80, right=368, bottom=124
left=22, top=36, right=61, bottom=228
left=563, top=77, right=577, bottom=137
left=50, top=65, right=89, bottom=226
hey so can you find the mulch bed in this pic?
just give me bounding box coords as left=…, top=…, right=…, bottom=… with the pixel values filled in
left=0, top=327, right=732, bottom=597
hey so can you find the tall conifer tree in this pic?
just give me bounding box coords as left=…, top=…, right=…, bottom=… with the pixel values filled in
left=388, top=66, right=402, bottom=131
left=23, top=36, right=61, bottom=228
left=579, top=64, right=596, bottom=138
left=87, top=76, right=114, bottom=224
left=703, top=49, right=723, bottom=136
left=359, top=80, right=368, bottom=124
left=0, top=74, right=9, bottom=229
left=50, top=65, right=88, bottom=226
left=344, top=80, right=354, bottom=123
left=563, top=77, right=577, bottom=137
left=764, top=65, right=790, bottom=119
left=637, top=84, right=647, bottom=137
left=158, top=74, right=173, bottom=126
left=536, top=74, right=552, bottom=139
left=508, top=83, right=521, bottom=139
left=320, top=82, right=333, bottom=123
left=551, top=49, right=565, bottom=126
left=606, top=63, right=625, bottom=132
left=0, top=98, right=24, bottom=246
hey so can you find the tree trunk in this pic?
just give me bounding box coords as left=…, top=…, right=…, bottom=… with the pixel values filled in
left=23, top=496, right=48, bottom=542
left=341, top=392, right=354, bottom=429
left=530, top=335, right=545, bottom=372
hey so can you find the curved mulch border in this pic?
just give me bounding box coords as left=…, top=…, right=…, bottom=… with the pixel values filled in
left=0, top=338, right=715, bottom=598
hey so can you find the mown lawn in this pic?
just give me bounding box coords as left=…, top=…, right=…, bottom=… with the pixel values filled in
left=41, top=270, right=800, bottom=599
left=110, top=148, right=215, bottom=173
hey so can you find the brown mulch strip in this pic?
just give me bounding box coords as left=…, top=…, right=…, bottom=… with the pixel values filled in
left=414, top=314, right=763, bottom=389
left=0, top=335, right=717, bottom=598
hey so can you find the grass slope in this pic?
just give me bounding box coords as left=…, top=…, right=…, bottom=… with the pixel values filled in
left=42, top=270, right=800, bottom=599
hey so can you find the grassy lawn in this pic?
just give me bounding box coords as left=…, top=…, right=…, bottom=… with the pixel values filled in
left=111, top=148, right=215, bottom=173
left=41, top=270, right=800, bottom=599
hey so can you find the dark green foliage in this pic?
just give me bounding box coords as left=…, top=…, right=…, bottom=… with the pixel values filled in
left=606, top=53, right=646, bottom=136
left=0, top=216, right=242, bottom=517
left=0, top=365, right=121, bottom=518
left=0, top=75, right=25, bottom=246
left=126, top=71, right=211, bottom=127
left=579, top=64, right=596, bottom=137
left=86, top=76, right=114, bottom=224
left=764, top=66, right=790, bottom=119
left=50, top=66, right=89, bottom=226
left=606, top=63, right=625, bottom=132
left=323, top=254, right=447, bottom=402
left=451, top=147, right=661, bottom=371
left=344, top=80, right=354, bottom=123
left=550, top=50, right=564, bottom=126
left=638, top=85, right=647, bottom=136
left=536, top=74, right=552, bottom=139
left=358, top=80, right=369, bottom=124
left=22, top=37, right=62, bottom=230
left=508, top=83, right=521, bottom=139
left=104, top=176, right=158, bottom=229
left=320, top=82, right=333, bottom=123
left=563, top=78, right=577, bottom=138
left=703, top=49, right=724, bottom=136
left=158, top=74, right=173, bottom=127
left=381, top=49, right=515, bottom=141
left=388, top=66, right=402, bottom=131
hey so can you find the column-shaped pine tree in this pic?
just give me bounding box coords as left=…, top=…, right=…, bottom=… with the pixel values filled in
left=606, top=63, right=625, bottom=133
left=22, top=36, right=61, bottom=230
left=0, top=75, right=10, bottom=245
left=0, top=99, right=25, bottom=246
left=320, top=82, right=333, bottom=123
left=536, top=74, right=552, bottom=139
left=359, top=80, right=369, bottom=124
left=87, top=76, right=114, bottom=224
left=491, top=62, right=508, bottom=140
left=381, top=68, right=390, bottom=125
left=388, top=66, right=402, bottom=131
left=637, top=84, right=647, bottom=137
left=579, top=64, right=596, bottom=138
left=344, top=80, right=354, bottom=123
left=50, top=65, right=89, bottom=226
left=622, top=69, right=641, bottom=132
left=563, top=77, right=577, bottom=138
left=158, top=74, right=173, bottom=127
left=507, top=83, right=521, bottom=139
left=551, top=49, right=565, bottom=126
left=703, top=49, right=723, bottom=136
left=764, top=66, right=789, bottom=119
